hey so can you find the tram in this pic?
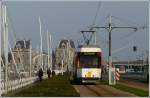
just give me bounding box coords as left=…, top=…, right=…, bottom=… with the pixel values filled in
left=73, top=45, right=102, bottom=83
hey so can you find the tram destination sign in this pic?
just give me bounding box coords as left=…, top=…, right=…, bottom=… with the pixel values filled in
left=80, top=52, right=96, bottom=55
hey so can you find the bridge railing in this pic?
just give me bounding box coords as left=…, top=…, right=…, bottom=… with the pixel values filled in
left=1, top=75, right=47, bottom=94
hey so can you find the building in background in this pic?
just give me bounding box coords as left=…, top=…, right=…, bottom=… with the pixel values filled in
left=55, top=39, right=76, bottom=72
left=9, top=40, right=49, bottom=78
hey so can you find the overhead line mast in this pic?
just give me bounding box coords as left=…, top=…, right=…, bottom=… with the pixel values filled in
left=90, top=15, right=138, bottom=68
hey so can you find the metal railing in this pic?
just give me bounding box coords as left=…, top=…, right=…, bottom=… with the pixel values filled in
left=1, top=75, right=47, bottom=94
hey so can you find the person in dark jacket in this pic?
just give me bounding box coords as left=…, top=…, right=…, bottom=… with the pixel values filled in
left=38, top=68, right=43, bottom=81
left=47, top=68, right=51, bottom=78
left=52, top=70, right=55, bottom=76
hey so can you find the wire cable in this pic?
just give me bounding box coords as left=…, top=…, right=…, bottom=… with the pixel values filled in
left=92, top=1, right=101, bottom=26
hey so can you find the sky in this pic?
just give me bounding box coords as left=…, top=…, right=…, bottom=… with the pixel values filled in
left=5, top=1, right=149, bottom=61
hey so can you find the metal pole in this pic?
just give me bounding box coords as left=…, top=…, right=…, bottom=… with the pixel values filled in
left=67, top=40, right=69, bottom=72
left=68, top=40, right=70, bottom=71
left=90, top=15, right=138, bottom=85
left=50, top=33, right=52, bottom=74
left=95, top=31, right=96, bottom=45
left=63, top=47, right=65, bottom=71
left=107, top=15, right=115, bottom=85
left=4, top=4, right=8, bottom=93
left=91, top=16, right=137, bottom=68
left=61, top=59, right=63, bottom=75
left=108, top=15, right=112, bottom=68
left=142, top=51, right=144, bottom=72
left=29, top=42, right=32, bottom=77
left=47, top=30, right=50, bottom=69
left=38, top=16, right=43, bottom=70
left=0, top=0, right=2, bottom=96
left=128, top=56, right=130, bottom=70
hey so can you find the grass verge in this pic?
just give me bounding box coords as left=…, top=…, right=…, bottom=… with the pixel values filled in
left=99, top=80, right=149, bottom=97
left=7, top=74, right=80, bottom=97
left=111, top=83, right=149, bottom=97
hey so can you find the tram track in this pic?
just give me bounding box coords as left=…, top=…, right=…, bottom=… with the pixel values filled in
left=84, top=84, right=116, bottom=97
left=74, top=84, right=117, bottom=97
left=73, top=84, right=99, bottom=97
left=84, top=85, right=102, bottom=96
left=73, top=83, right=137, bottom=97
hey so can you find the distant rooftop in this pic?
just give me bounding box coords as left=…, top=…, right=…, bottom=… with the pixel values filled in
left=59, top=39, right=75, bottom=48
left=14, top=40, right=30, bottom=49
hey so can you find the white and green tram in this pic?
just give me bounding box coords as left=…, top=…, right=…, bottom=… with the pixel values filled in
left=73, top=45, right=102, bottom=83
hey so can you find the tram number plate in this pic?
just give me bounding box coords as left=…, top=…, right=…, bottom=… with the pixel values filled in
left=86, top=71, right=92, bottom=77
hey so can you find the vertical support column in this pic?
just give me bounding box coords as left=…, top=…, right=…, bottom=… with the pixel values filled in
left=61, top=60, right=63, bottom=75
left=142, top=51, right=144, bottom=72
left=50, top=33, right=52, bottom=74
left=108, top=15, right=112, bottom=68
left=108, top=15, right=115, bottom=85
left=66, top=40, right=69, bottom=72
left=109, top=68, right=116, bottom=85
left=38, top=16, right=43, bottom=70
left=68, top=40, right=70, bottom=72
left=108, top=30, right=112, bottom=67
left=94, top=31, right=96, bottom=45
left=0, top=0, right=2, bottom=96
left=47, top=30, right=49, bottom=69
left=29, top=42, right=32, bottom=77
left=3, top=5, right=8, bottom=93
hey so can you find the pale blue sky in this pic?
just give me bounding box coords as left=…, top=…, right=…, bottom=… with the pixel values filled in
left=6, top=1, right=148, bottom=61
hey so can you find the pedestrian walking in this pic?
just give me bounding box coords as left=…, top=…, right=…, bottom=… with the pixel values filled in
left=38, top=68, right=43, bottom=81
left=47, top=68, right=51, bottom=78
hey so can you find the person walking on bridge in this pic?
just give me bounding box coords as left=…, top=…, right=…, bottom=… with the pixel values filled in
left=38, top=68, right=43, bottom=81
left=47, top=68, right=51, bottom=78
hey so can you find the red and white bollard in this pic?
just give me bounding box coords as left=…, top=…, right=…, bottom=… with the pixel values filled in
left=115, top=68, right=120, bottom=81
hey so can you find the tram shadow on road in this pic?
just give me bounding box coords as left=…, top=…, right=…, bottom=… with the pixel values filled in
left=70, top=79, right=96, bottom=85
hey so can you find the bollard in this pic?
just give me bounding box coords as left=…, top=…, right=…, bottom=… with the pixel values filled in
left=115, top=68, right=120, bottom=81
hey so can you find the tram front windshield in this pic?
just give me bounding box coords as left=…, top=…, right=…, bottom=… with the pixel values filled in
left=79, top=54, right=99, bottom=68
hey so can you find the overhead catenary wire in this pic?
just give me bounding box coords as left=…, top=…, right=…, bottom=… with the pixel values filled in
left=106, top=15, right=148, bottom=41
left=92, top=1, right=101, bottom=27
left=117, top=23, right=148, bottom=40
left=111, top=16, right=138, bottom=46
left=111, top=15, right=148, bottom=31
left=111, top=15, right=141, bottom=27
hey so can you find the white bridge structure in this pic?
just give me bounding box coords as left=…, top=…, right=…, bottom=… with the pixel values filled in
left=0, top=2, right=53, bottom=95
left=1, top=75, right=47, bottom=94
left=1, top=39, right=50, bottom=94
